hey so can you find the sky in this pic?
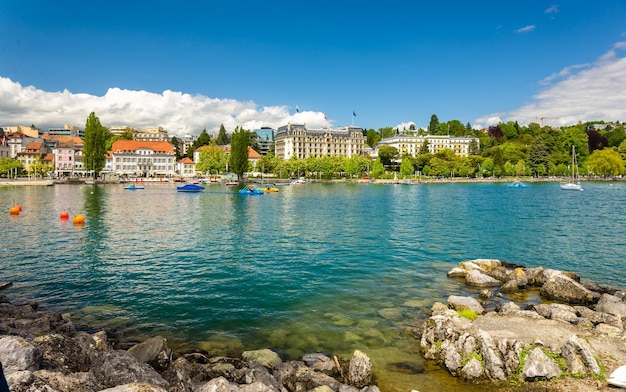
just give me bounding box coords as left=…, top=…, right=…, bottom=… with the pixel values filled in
left=1, top=1, right=626, bottom=137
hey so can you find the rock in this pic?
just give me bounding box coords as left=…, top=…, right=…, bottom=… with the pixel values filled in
left=540, top=274, right=600, bottom=305
left=532, top=304, right=578, bottom=324
left=348, top=349, right=372, bottom=388
left=561, top=335, right=601, bottom=375
left=465, top=270, right=502, bottom=288
left=32, top=369, right=102, bottom=392
left=196, top=376, right=238, bottom=392
left=242, top=349, right=282, bottom=368
left=302, top=353, right=337, bottom=376
left=497, top=302, right=521, bottom=316
left=475, top=330, right=505, bottom=380
left=92, top=350, right=169, bottom=390
left=497, top=339, right=523, bottom=377
left=128, top=336, right=172, bottom=372
left=273, top=361, right=343, bottom=392
left=521, top=347, right=562, bottom=381
left=460, top=357, right=484, bottom=380
left=467, top=259, right=501, bottom=271
left=447, top=295, right=484, bottom=314
left=479, top=289, right=492, bottom=299
left=595, top=293, right=626, bottom=318
left=33, top=333, right=92, bottom=374
left=440, top=341, right=461, bottom=375
left=0, top=336, right=42, bottom=374
left=573, top=306, right=623, bottom=329
left=98, top=384, right=169, bottom=392
left=447, top=267, right=467, bottom=277
left=160, top=356, right=196, bottom=392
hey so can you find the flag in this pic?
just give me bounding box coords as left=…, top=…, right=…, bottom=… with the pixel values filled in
left=353, top=110, right=356, bottom=117
left=324, top=114, right=328, bottom=120
left=296, top=105, right=300, bottom=113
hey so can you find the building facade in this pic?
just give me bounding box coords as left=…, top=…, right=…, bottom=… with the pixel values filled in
left=371, top=134, right=479, bottom=159
left=254, top=127, right=274, bottom=156
left=47, top=124, right=83, bottom=138
left=111, top=140, right=176, bottom=177
left=134, top=127, right=169, bottom=141
left=274, top=123, right=365, bottom=160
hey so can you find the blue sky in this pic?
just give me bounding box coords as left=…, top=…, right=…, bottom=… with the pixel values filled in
left=1, top=1, right=626, bottom=136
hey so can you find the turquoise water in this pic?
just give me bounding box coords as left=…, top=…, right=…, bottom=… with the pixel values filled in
left=1, top=181, right=625, bottom=391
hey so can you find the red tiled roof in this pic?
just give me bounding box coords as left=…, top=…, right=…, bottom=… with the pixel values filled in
left=180, top=157, right=194, bottom=164
left=111, top=140, right=174, bottom=153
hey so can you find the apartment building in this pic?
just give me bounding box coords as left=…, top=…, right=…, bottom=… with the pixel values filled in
left=274, top=123, right=365, bottom=159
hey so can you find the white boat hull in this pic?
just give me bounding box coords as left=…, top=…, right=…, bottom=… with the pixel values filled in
left=560, top=182, right=583, bottom=191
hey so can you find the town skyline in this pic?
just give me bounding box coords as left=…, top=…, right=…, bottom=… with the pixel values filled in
left=1, top=1, right=626, bottom=136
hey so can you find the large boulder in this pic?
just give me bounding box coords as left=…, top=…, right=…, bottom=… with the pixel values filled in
left=595, top=294, right=626, bottom=318
left=242, top=349, right=282, bottom=369
left=0, top=336, right=41, bottom=374
left=447, top=296, right=484, bottom=314
left=521, top=347, right=562, bottom=381
left=33, top=333, right=92, bottom=374
left=540, top=274, right=600, bottom=305
left=465, top=270, right=502, bottom=288
left=128, top=336, right=172, bottom=372
left=348, top=349, right=371, bottom=388
left=92, top=350, right=169, bottom=390
left=561, top=335, right=601, bottom=375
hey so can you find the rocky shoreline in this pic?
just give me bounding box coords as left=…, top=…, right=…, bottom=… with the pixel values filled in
left=3, top=259, right=626, bottom=392
left=0, top=284, right=379, bottom=392
left=417, top=259, right=626, bottom=391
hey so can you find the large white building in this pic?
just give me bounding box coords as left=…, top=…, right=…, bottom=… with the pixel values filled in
left=371, top=134, right=479, bottom=159
left=110, top=140, right=176, bottom=177
left=274, top=123, right=365, bottom=159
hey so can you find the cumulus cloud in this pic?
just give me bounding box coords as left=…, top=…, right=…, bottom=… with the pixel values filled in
left=0, top=78, right=331, bottom=137
left=394, top=121, right=418, bottom=132
left=474, top=41, right=626, bottom=128
left=516, top=25, right=536, bottom=33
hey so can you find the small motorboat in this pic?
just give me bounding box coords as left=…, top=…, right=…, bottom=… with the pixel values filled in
left=260, top=184, right=279, bottom=193
left=177, top=183, right=205, bottom=192
left=508, top=180, right=527, bottom=188
left=124, top=184, right=144, bottom=190
left=238, top=185, right=264, bottom=195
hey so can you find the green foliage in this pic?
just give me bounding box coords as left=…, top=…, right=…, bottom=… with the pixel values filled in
left=215, top=124, right=229, bottom=145
left=460, top=351, right=483, bottom=367
left=586, top=147, right=625, bottom=177
left=229, top=127, right=250, bottom=180
left=196, top=142, right=228, bottom=175
left=399, top=156, right=414, bottom=177
left=428, top=114, right=439, bottom=134
left=371, top=158, right=385, bottom=178
left=83, top=112, right=108, bottom=175
left=366, top=129, right=381, bottom=147
left=377, top=145, right=398, bottom=168
left=457, top=309, right=478, bottom=321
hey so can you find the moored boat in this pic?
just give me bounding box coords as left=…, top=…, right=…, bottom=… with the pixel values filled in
left=238, top=185, right=264, bottom=195
left=177, top=183, right=205, bottom=192
left=124, top=184, right=145, bottom=190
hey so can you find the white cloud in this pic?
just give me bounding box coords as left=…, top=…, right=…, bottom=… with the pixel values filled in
left=476, top=42, right=626, bottom=127
left=0, top=78, right=331, bottom=137
left=544, top=5, right=559, bottom=14
left=516, top=25, right=536, bottom=33
left=394, top=121, right=418, bottom=131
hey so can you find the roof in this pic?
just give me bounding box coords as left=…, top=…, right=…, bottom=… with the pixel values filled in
left=179, top=157, right=194, bottom=164
left=111, top=140, right=174, bottom=153
left=24, top=141, right=43, bottom=151
left=43, top=135, right=83, bottom=144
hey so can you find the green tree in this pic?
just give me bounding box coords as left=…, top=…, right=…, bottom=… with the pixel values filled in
left=366, top=129, right=381, bottom=147
left=377, top=145, right=398, bottom=168
left=428, top=114, right=439, bottom=134
left=528, top=143, right=549, bottom=177
left=229, top=127, right=250, bottom=181
left=83, top=112, right=108, bottom=177
left=170, top=136, right=183, bottom=160
left=196, top=142, right=228, bottom=175
left=399, top=156, right=414, bottom=177
left=216, top=124, right=229, bottom=145
left=468, top=139, right=480, bottom=156
left=586, top=148, right=625, bottom=177
left=371, top=158, right=385, bottom=178
left=0, top=158, right=22, bottom=177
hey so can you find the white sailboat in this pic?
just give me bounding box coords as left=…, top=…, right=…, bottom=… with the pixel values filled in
left=560, top=145, right=583, bottom=191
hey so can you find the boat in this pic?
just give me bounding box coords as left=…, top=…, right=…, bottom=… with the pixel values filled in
left=260, top=184, right=279, bottom=193
left=224, top=181, right=239, bottom=186
left=560, top=145, right=583, bottom=191
left=238, top=185, right=264, bottom=195
left=84, top=179, right=95, bottom=185
left=508, top=179, right=527, bottom=188
left=289, top=177, right=308, bottom=186
left=177, top=183, right=205, bottom=192
left=124, top=184, right=144, bottom=190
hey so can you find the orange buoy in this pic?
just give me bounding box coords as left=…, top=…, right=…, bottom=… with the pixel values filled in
left=16, top=205, right=22, bottom=211
left=60, top=211, right=70, bottom=220
left=73, top=214, right=85, bottom=224
left=9, top=206, right=20, bottom=215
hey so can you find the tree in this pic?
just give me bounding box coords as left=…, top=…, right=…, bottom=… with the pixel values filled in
left=528, top=143, right=549, bottom=177
left=83, top=112, right=108, bottom=177
left=366, top=129, right=381, bottom=147
left=586, top=148, right=625, bottom=177
left=170, top=136, right=183, bottom=160
left=428, top=114, right=439, bottom=134
left=468, top=139, right=480, bottom=156
left=196, top=141, right=228, bottom=175
left=229, top=127, right=250, bottom=181
left=399, top=156, right=414, bottom=177
left=371, top=158, right=385, bottom=178
left=377, top=145, right=398, bottom=168
left=216, top=124, right=229, bottom=145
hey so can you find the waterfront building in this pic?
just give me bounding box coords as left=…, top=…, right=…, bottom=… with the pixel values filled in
left=178, top=134, right=197, bottom=156
left=371, top=134, right=479, bottom=159
left=6, top=132, right=44, bottom=158
left=53, top=138, right=84, bottom=178
left=47, top=124, right=83, bottom=138
left=254, top=127, right=274, bottom=156
left=111, top=140, right=176, bottom=177
left=274, top=123, right=365, bottom=160
left=177, top=157, right=196, bottom=177
left=16, top=141, right=45, bottom=172
left=134, top=127, right=168, bottom=142
left=109, top=126, right=138, bottom=137
left=0, top=128, right=9, bottom=158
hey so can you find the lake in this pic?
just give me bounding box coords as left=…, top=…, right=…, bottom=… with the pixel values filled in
left=1, top=181, right=625, bottom=391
